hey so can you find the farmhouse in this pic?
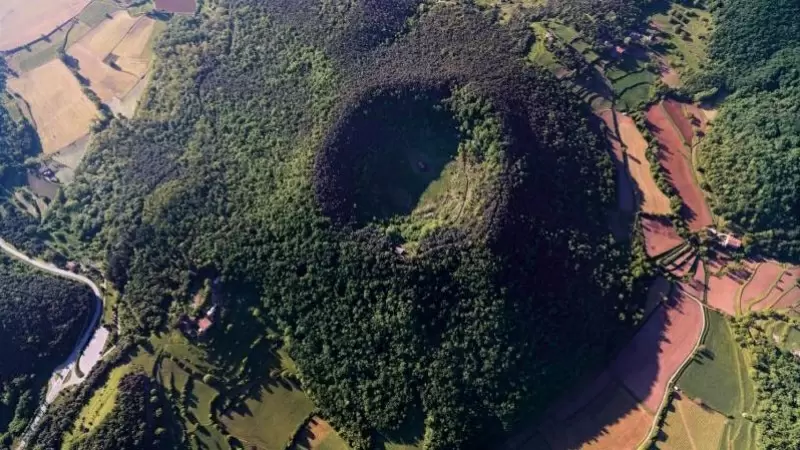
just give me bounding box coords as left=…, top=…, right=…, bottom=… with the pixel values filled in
left=708, top=227, right=743, bottom=250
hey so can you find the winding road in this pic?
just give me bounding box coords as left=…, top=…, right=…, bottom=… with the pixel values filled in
left=0, top=238, right=106, bottom=449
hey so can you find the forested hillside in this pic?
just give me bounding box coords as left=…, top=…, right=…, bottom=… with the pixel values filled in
left=732, top=314, right=800, bottom=450
left=696, top=0, right=800, bottom=260
left=0, top=255, right=94, bottom=447
left=44, top=1, right=646, bottom=448
left=0, top=63, right=43, bottom=253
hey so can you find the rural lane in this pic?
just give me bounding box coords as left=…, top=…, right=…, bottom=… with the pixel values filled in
left=0, top=238, right=105, bottom=449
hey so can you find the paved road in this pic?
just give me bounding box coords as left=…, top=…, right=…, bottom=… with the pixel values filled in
left=0, top=238, right=105, bottom=449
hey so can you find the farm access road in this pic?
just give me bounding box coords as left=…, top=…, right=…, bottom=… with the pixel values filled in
left=0, top=238, right=106, bottom=449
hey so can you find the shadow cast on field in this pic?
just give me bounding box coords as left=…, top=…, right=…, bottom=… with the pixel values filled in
left=507, top=292, right=696, bottom=450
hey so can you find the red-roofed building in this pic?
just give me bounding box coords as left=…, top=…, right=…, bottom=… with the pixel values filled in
left=197, top=317, right=213, bottom=335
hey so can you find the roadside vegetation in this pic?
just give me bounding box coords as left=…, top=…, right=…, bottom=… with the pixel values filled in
left=0, top=254, right=95, bottom=447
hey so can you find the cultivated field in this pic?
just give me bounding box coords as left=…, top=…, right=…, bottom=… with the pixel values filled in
left=675, top=310, right=757, bottom=450
left=705, top=258, right=757, bottom=315
left=539, top=379, right=654, bottom=450
left=646, top=102, right=713, bottom=231
left=611, top=290, right=703, bottom=412
left=678, top=310, right=751, bottom=416
left=6, top=59, right=98, bottom=153
left=740, top=261, right=785, bottom=311
left=658, top=392, right=728, bottom=450
left=5, top=21, right=92, bottom=74
left=66, top=11, right=158, bottom=107
left=641, top=215, right=683, bottom=257
left=293, top=416, right=350, bottom=450
left=600, top=110, right=671, bottom=214
left=662, top=99, right=694, bottom=146
left=515, top=284, right=703, bottom=450
left=155, top=0, right=197, bottom=14
left=0, top=0, right=92, bottom=51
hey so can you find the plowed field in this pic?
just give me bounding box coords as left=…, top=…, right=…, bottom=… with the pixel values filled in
left=0, top=0, right=92, bottom=51
left=612, top=290, right=703, bottom=412
left=641, top=215, right=683, bottom=258
left=646, top=103, right=712, bottom=231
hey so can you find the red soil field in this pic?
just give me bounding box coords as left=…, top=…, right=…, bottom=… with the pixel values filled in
left=154, top=0, right=196, bottom=14
left=611, top=290, right=703, bottom=412
left=662, top=99, right=694, bottom=147
left=646, top=104, right=713, bottom=232
left=705, top=259, right=757, bottom=315
left=752, top=269, right=799, bottom=311
left=773, top=287, right=800, bottom=310
left=740, top=262, right=784, bottom=310
left=539, top=380, right=654, bottom=450
left=684, top=103, right=709, bottom=137
left=676, top=259, right=706, bottom=301
left=641, top=216, right=683, bottom=257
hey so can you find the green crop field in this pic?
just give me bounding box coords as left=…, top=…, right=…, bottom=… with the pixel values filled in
left=221, top=381, right=314, bottom=450
left=678, top=311, right=753, bottom=416
left=607, top=67, right=656, bottom=111
left=78, top=0, right=123, bottom=27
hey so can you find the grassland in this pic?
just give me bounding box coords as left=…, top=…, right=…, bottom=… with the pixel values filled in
left=221, top=382, right=314, bottom=450
left=528, top=23, right=561, bottom=74
left=649, top=3, right=713, bottom=78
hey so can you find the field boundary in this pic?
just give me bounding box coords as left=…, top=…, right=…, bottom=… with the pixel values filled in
left=745, top=268, right=787, bottom=312
left=637, top=297, right=707, bottom=450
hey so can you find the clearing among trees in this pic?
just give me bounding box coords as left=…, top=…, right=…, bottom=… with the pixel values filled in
left=5, top=59, right=98, bottom=153
left=0, top=0, right=92, bottom=51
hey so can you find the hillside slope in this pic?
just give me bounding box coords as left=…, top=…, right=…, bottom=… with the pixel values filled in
left=45, top=2, right=645, bottom=448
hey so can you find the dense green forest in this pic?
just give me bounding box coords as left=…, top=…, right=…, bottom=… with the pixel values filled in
left=0, top=255, right=94, bottom=447
left=695, top=0, right=800, bottom=260
left=0, top=63, right=43, bottom=253
left=731, top=314, right=800, bottom=449
left=43, top=1, right=646, bottom=448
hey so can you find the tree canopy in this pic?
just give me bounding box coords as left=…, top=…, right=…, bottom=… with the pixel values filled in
left=44, top=1, right=646, bottom=448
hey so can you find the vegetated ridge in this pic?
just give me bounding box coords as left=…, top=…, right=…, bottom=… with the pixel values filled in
left=43, top=1, right=647, bottom=448
left=0, top=254, right=94, bottom=447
